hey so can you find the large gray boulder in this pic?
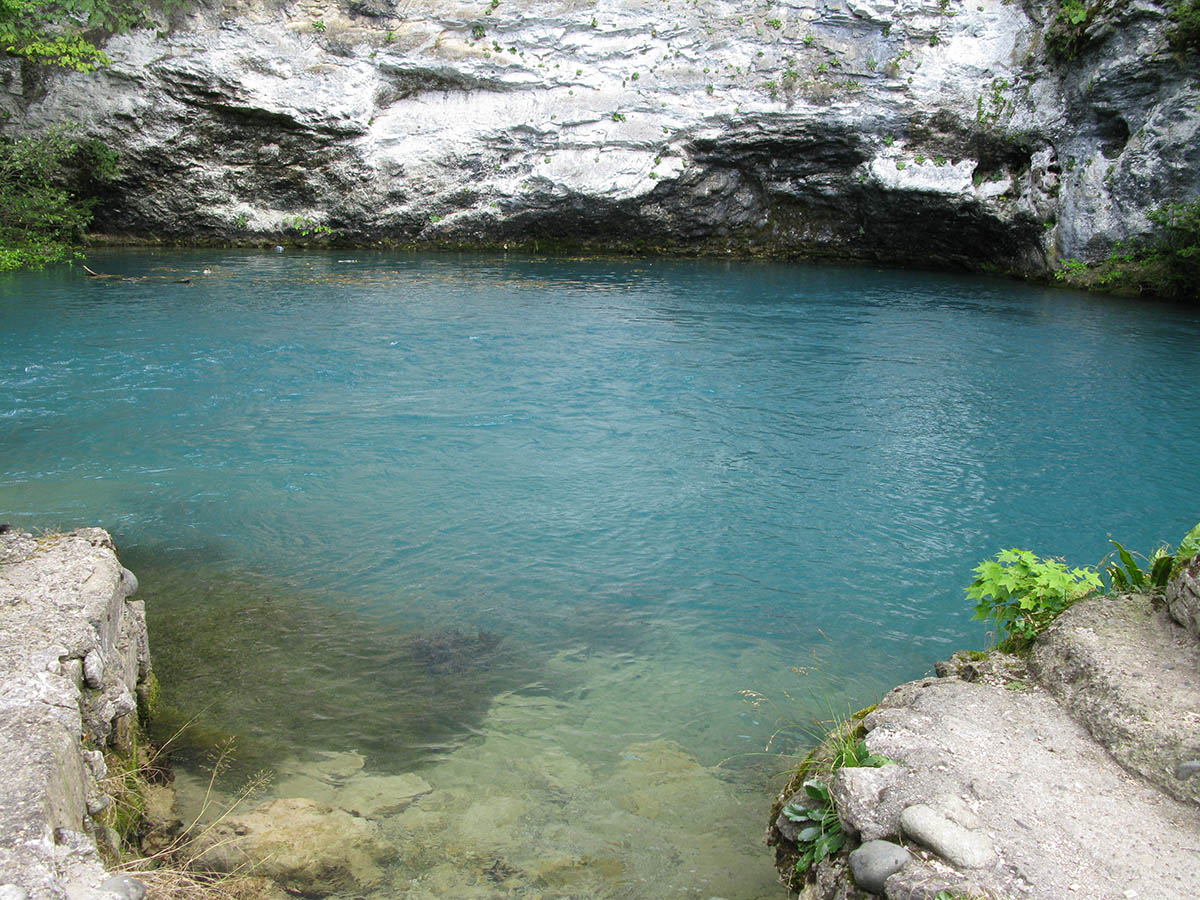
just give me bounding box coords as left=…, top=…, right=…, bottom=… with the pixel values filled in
left=778, top=661, right=1200, bottom=900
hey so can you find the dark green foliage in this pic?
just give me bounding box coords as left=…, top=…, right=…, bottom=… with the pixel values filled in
left=782, top=780, right=845, bottom=875
left=0, top=128, right=118, bottom=271
left=0, top=0, right=185, bottom=71
left=1168, top=0, right=1200, bottom=51
left=830, top=737, right=892, bottom=770
left=1104, top=540, right=1174, bottom=592
left=1145, top=199, right=1200, bottom=294
left=1046, top=0, right=1102, bottom=61
left=1056, top=198, right=1200, bottom=299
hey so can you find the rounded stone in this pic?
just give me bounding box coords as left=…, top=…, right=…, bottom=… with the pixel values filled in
left=900, top=803, right=996, bottom=869
left=99, top=875, right=147, bottom=900
left=849, top=839, right=913, bottom=894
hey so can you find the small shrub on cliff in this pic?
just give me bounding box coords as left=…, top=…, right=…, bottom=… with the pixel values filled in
left=1045, top=0, right=1111, bottom=61
left=966, top=549, right=1101, bottom=647
left=0, top=128, right=119, bottom=271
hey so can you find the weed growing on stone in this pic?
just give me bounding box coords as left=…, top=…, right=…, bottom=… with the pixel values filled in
left=1103, top=522, right=1200, bottom=588
left=966, top=548, right=1101, bottom=648
left=1104, top=540, right=1174, bottom=592
left=781, top=780, right=844, bottom=875
left=779, top=705, right=891, bottom=879
left=1046, top=0, right=1094, bottom=60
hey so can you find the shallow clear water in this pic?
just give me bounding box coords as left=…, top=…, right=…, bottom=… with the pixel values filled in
left=2, top=250, right=1198, bottom=897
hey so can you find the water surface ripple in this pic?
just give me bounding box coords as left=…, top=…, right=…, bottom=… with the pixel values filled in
left=2, top=251, right=1198, bottom=897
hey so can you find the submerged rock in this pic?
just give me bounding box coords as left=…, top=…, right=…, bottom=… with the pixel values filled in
left=188, top=797, right=389, bottom=893
left=3, top=0, right=1197, bottom=280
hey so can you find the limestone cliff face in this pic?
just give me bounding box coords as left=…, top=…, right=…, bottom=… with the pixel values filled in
left=2, top=0, right=1197, bottom=276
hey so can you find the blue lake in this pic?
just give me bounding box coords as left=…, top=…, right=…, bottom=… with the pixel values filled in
left=2, top=250, right=1198, bottom=897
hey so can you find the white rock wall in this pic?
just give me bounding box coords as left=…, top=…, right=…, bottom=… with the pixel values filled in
left=2, top=0, right=1197, bottom=273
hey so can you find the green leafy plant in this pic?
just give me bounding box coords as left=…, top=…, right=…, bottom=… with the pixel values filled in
left=830, top=736, right=891, bottom=769
left=765, top=18, right=783, bottom=30
left=610, top=111, right=626, bottom=122
left=1104, top=540, right=1174, bottom=592
left=280, top=215, right=335, bottom=237
left=782, top=780, right=845, bottom=875
left=966, top=549, right=1101, bottom=646
left=1168, top=0, right=1200, bottom=50
left=1177, top=522, right=1200, bottom=571
left=0, top=0, right=187, bottom=70
left=311, top=18, right=326, bottom=34
left=1046, top=0, right=1101, bottom=60
left=0, top=128, right=118, bottom=271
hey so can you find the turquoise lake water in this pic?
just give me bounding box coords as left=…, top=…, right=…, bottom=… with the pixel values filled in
left=2, top=250, right=1198, bottom=897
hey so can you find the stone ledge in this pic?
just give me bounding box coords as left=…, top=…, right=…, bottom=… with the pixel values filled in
left=1030, top=591, right=1200, bottom=806
left=769, top=592, right=1200, bottom=900
left=0, top=528, right=150, bottom=900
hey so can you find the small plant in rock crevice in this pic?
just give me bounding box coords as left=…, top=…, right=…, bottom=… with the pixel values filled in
left=1105, top=522, right=1200, bottom=588
left=779, top=707, right=892, bottom=880
left=1104, top=540, right=1174, bottom=592
left=781, top=780, right=843, bottom=875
